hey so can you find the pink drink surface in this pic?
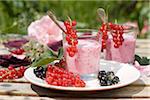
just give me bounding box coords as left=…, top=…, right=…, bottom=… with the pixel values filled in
left=106, top=34, right=136, bottom=63
left=64, top=39, right=101, bottom=75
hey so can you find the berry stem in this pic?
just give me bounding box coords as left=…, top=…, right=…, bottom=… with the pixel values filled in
left=67, top=16, right=72, bottom=25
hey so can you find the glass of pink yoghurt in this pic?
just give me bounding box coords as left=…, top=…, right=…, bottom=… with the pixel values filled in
left=105, top=25, right=138, bottom=64
left=63, top=29, right=101, bottom=79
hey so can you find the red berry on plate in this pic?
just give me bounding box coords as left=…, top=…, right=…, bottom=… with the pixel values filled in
left=45, top=66, right=86, bottom=87
left=17, top=71, right=23, bottom=77
left=46, top=76, right=53, bottom=84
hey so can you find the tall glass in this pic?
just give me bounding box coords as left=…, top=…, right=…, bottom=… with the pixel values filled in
left=63, top=29, right=101, bottom=80
left=105, top=24, right=138, bottom=64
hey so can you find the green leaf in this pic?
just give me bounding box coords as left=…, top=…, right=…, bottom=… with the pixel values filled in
left=135, top=54, right=150, bottom=65
left=135, top=54, right=141, bottom=63
left=31, top=57, right=57, bottom=67
left=45, top=49, right=58, bottom=57
left=57, top=47, right=63, bottom=59
left=140, top=57, right=150, bottom=65
left=138, top=16, right=144, bottom=31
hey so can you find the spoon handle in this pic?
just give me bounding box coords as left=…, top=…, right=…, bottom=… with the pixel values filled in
left=97, top=8, right=108, bottom=23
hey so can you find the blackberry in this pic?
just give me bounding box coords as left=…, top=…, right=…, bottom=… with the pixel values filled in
left=106, top=71, right=114, bottom=76
left=107, top=80, right=113, bottom=86
left=112, top=76, right=120, bottom=84
left=107, top=71, right=115, bottom=80
left=98, top=70, right=120, bottom=86
left=100, top=80, right=107, bottom=86
left=98, top=70, right=106, bottom=76
left=34, top=67, right=46, bottom=79
left=98, top=70, right=106, bottom=79
left=100, top=75, right=108, bottom=81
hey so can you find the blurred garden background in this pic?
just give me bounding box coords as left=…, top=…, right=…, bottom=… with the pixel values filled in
left=0, top=0, right=149, bottom=38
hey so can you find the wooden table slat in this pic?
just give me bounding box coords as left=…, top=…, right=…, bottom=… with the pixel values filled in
left=136, top=39, right=150, bottom=43
left=0, top=96, right=54, bottom=100
left=0, top=96, right=149, bottom=100
left=0, top=82, right=149, bottom=98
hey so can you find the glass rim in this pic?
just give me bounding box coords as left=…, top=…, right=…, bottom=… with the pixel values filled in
left=76, top=29, right=99, bottom=38
left=76, top=29, right=98, bottom=32
left=63, top=29, right=100, bottom=38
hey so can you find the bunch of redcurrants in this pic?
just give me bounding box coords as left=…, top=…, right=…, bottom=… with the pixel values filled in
left=99, top=22, right=124, bottom=49
left=64, top=20, right=78, bottom=57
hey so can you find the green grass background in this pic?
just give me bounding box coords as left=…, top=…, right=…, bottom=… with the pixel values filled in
left=0, top=0, right=149, bottom=38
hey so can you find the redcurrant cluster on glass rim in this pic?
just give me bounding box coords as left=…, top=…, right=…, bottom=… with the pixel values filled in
left=64, top=20, right=78, bottom=57
left=99, top=22, right=124, bottom=49
left=99, top=23, right=108, bottom=49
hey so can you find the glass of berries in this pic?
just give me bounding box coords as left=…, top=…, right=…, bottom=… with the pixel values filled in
left=100, top=23, right=138, bottom=64
left=63, top=20, right=102, bottom=80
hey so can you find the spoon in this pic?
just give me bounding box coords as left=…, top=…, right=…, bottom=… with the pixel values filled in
left=97, top=8, right=108, bottom=23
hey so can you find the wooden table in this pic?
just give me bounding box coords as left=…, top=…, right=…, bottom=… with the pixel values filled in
left=0, top=39, right=150, bottom=100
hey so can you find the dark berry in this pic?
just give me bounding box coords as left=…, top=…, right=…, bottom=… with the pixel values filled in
left=98, top=70, right=106, bottom=76
left=106, top=71, right=114, bottom=76
left=107, top=80, right=113, bottom=86
left=112, top=76, right=120, bottom=84
left=98, top=70, right=120, bottom=86
left=99, top=75, right=107, bottom=81
left=34, top=67, right=46, bottom=79
left=106, top=71, right=115, bottom=80
left=100, top=80, right=107, bottom=86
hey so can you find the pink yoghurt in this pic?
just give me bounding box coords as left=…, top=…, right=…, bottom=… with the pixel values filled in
left=105, top=34, right=136, bottom=63
left=64, top=39, right=101, bottom=75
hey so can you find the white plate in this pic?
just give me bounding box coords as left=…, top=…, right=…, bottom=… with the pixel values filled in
left=24, top=60, right=140, bottom=91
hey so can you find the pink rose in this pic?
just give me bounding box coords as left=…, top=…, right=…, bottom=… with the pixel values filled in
left=28, top=15, right=64, bottom=46
left=134, top=61, right=150, bottom=76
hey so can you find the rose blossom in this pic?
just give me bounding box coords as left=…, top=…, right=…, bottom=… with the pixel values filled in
left=134, top=61, right=150, bottom=76
left=28, top=15, right=64, bottom=50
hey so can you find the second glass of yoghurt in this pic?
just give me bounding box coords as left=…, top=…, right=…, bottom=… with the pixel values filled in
left=105, top=24, right=138, bottom=64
